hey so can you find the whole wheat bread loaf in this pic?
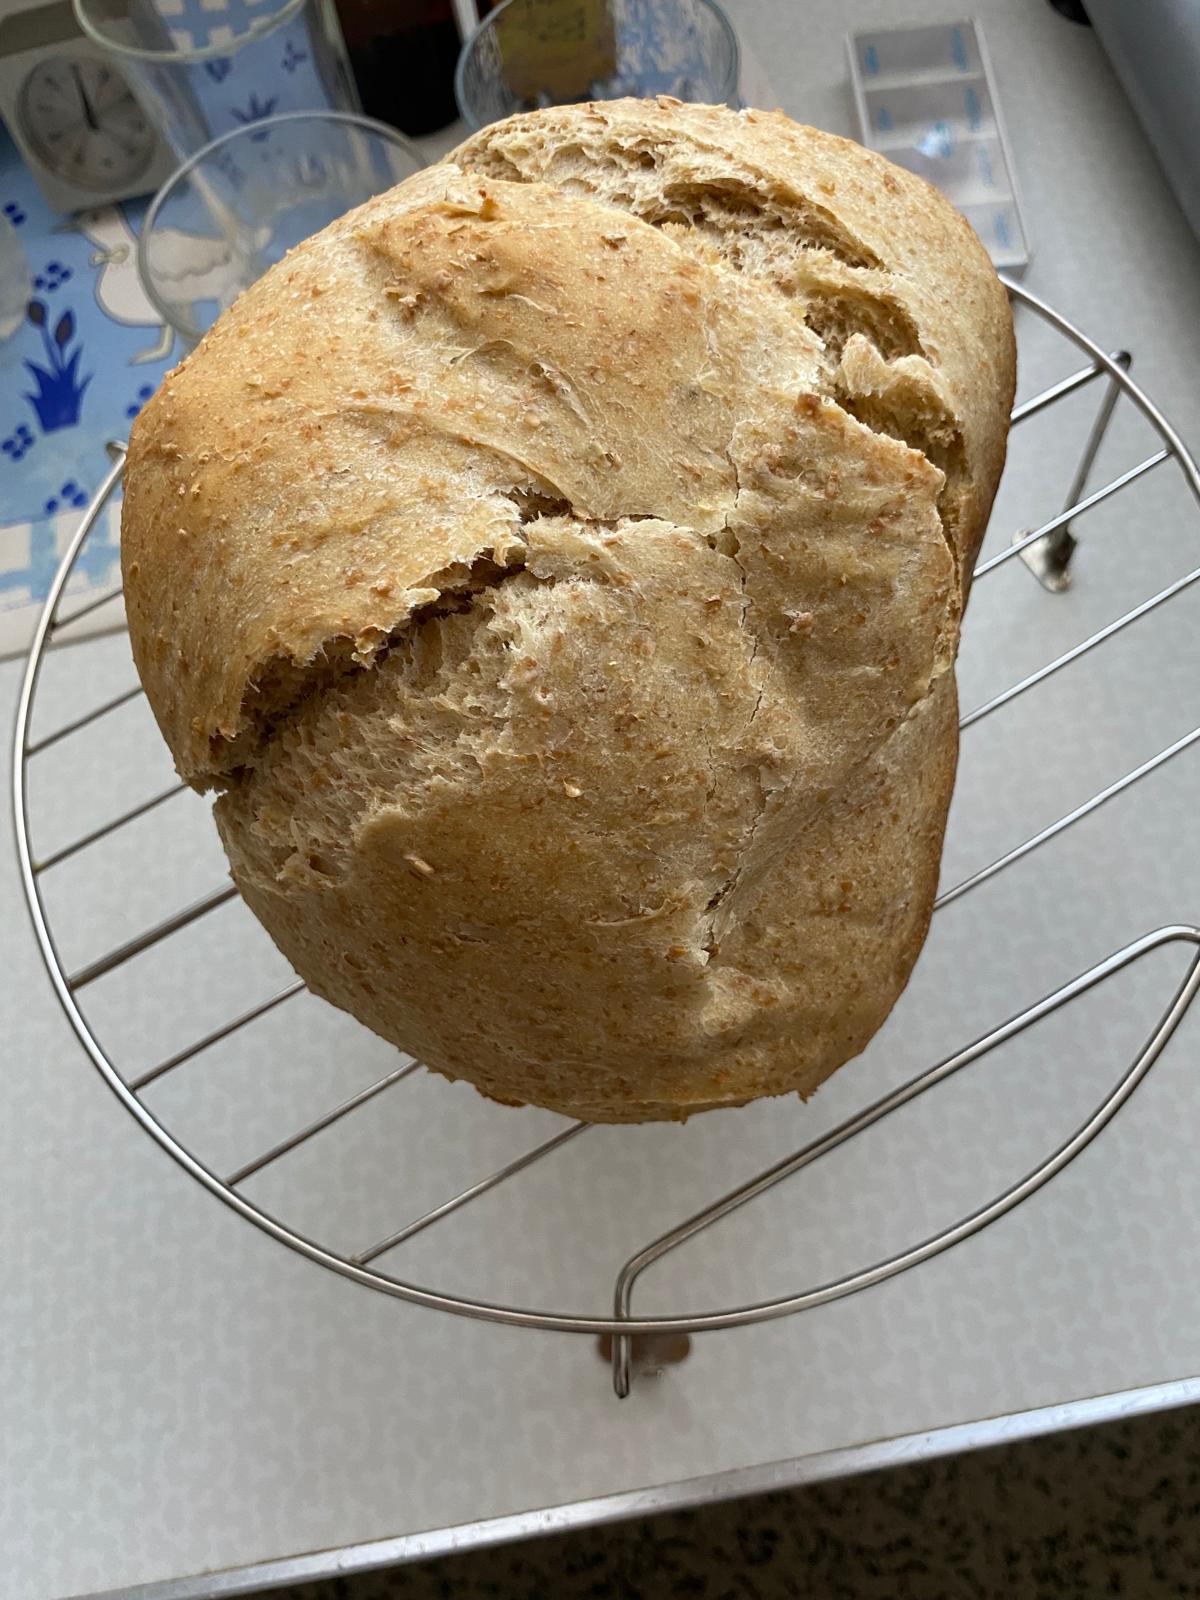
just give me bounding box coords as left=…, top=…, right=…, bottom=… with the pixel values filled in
left=121, top=99, right=1015, bottom=1122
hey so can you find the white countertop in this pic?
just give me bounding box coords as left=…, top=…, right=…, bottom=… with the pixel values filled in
left=5, top=3, right=1200, bottom=1597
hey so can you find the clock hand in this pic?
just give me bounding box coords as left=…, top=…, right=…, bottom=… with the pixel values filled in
left=70, top=63, right=99, bottom=131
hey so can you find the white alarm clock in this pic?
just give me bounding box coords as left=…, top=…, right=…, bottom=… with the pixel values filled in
left=0, top=0, right=175, bottom=210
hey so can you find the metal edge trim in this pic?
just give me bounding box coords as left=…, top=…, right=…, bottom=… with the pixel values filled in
left=70, top=1373, right=1200, bottom=1600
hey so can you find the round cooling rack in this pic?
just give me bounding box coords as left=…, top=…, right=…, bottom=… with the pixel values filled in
left=14, top=279, right=1200, bottom=1397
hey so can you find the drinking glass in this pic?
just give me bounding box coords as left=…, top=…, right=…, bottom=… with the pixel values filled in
left=455, top=0, right=739, bottom=131
left=73, top=0, right=360, bottom=161
left=137, top=109, right=423, bottom=343
left=0, top=213, right=32, bottom=341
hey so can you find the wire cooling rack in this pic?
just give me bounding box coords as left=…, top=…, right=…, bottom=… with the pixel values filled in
left=13, top=279, right=1200, bottom=1398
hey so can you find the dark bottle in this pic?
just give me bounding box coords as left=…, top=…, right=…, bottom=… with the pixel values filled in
left=335, top=0, right=466, bottom=136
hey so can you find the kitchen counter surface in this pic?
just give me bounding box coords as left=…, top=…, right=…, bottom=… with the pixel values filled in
left=4, top=3, right=1200, bottom=1597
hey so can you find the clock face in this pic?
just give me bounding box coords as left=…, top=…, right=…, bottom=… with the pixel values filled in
left=18, top=54, right=157, bottom=191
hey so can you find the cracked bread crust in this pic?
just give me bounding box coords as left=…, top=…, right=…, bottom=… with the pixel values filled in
left=122, top=100, right=1013, bottom=1122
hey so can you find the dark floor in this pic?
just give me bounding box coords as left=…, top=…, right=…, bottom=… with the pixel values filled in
left=275, top=1403, right=1200, bottom=1599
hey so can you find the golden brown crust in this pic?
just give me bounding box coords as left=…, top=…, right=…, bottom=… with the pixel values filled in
left=123, top=101, right=1013, bottom=1122
left=219, top=662, right=957, bottom=1122
left=454, top=98, right=1016, bottom=584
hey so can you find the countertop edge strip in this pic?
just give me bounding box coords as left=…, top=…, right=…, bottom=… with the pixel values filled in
left=69, top=1372, right=1200, bottom=1600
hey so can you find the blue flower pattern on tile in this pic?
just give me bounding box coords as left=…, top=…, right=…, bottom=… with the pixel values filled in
left=33, top=259, right=72, bottom=293
left=0, top=0, right=337, bottom=626
left=125, top=383, right=157, bottom=420
left=23, top=301, right=91, bottom=432
left=231, top=92, right=280, bottom=135
left=43, top=480, right=88, bottom=515
left=0, top=142, right=177, bottom=616
left=3, top=424, right=35, bottom=461
left=212, top=147, right=245, bottom=189
left=164, top=0, right=334, bottom=149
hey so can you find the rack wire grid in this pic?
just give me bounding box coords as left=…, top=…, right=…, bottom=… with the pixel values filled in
left=13, top=278, right=1200, bottom=1399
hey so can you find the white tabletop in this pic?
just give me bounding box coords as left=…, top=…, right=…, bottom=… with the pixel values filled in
left=5, top=3, right=1200, bottom=1597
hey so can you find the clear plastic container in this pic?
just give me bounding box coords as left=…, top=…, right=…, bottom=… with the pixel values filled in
left=847, top=19, right=1028, bottom=270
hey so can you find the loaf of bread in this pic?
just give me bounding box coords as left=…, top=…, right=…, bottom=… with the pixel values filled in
left=122, top=99, right=1015, bottom=1122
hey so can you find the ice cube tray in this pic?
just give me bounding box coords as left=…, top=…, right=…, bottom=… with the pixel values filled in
left=847, top=19, right=1029, bottom=270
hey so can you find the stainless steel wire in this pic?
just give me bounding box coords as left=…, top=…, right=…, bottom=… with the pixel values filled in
left=974, top=447, right=1168, bottom=578
left=34, top=780, right=187, bottom=873
left=12, top=282, right=1200, bottom=1395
